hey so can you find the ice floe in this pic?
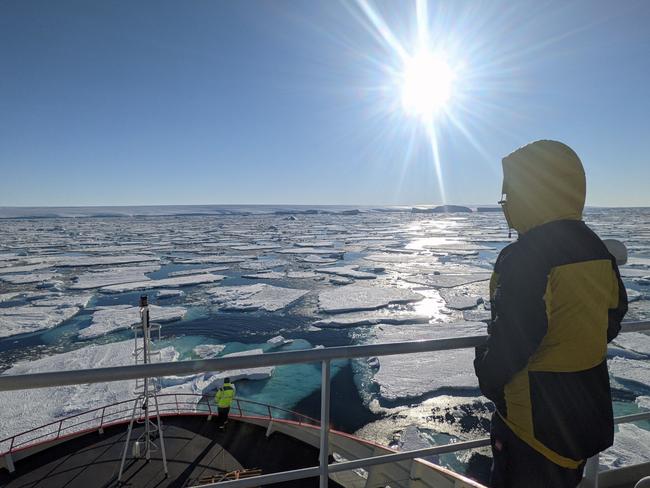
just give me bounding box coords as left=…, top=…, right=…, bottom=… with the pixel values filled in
left=0, top=340, right=177, bottom=442
left=193, top=344, right=226, bottom=358
left=298, top=255, right=339, bottom=265
left=160, top=348, right=275, bottom=395
left=318, top=285, right=423, bottom=314
left=600, top=424, right=650, bottom=469
left=99, top=273, right=225, bottom=293
left=79, top=304, right=187, bottom=339
left=0, top=272, right=59, bottom=284
left=173, top=256, right=248, bottom=264
left=207, top=284, right=308, bottom=312
left=366, top=321, right=487, bottom=401
left=439, top=289, right=483, bottom=310
left=70, top=265, right=160, bottom=289
left=612, top=332, right=650, bottom=356
left=608, top=356, right=650, bottom=389
left=156, top=289, right=184, bottom=298
left=404, top=273, right=492, bottom=289
left=312, top=313, right=430, bottom=329
left=0, top=305, right=81, bottom=338
left=316, top=265, right=377, bottom=280
left=54, top=255, right=160, bottom=267
left=168, top=266, right=229, bottom=277
left=267, top=335, right=294, bottom=347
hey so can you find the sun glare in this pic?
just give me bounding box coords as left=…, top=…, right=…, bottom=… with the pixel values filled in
left=401, top=51, right=454, bottom=118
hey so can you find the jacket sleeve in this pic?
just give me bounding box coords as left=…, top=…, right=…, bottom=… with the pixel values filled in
left=607, top=259, right=628, bottom=343
left=215, top=389, right=223, bottom=402
left=474, top=246, right=549, bottom=402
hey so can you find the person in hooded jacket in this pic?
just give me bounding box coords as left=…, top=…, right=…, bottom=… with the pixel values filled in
left=474, top=140, right=628, bottom=487
left=215, top=378, right=236, bottom=431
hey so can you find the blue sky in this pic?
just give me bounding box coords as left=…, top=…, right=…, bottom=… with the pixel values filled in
left=1, top=0, right=648, bottom=207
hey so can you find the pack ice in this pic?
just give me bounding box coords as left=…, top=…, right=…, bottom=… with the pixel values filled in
left=318, top=285, right=423, bottom=314
left=366, top=321, right=487, bottom=402
left=206, top=284, right=308, bottom=312
left=0, top=340, right=178, bottom=443
left=79, top=304, right=187, bottom=339
left=99, top=273, right=225, bottom=293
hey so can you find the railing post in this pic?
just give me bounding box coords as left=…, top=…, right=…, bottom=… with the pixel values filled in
left=56, top=420, right=63, bottom=439
left=175, top=394, right=179, bottom=414
left=99, top=406, right=105, bottom=434
left=319, top=360, right=331, bottom=488
left=207, top=396, right=213, bottom=420
left=583, top=454, right=599, bottom=488
left=267, top=405, right=272, bottom=419
left=237, top=399, right=242, bottom=417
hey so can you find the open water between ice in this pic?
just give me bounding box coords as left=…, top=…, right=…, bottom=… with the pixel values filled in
left=0, top=206, right=649, bottom=481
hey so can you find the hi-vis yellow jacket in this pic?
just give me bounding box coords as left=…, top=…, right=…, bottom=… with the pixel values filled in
left=215, top=382, right=236, bottom=409
left=474, top=141, right=628, bottom=468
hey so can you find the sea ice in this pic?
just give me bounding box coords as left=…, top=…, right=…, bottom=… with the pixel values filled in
left=318, top=285, right=423, bottom=314
left=168, top=266, right=229, bottom=277
left=239, top=259, right=288, bottom=270
left=156, top=289, right=184, bottom=298
left=69, top=265, right=160, bottom=289
left=207, top=283, right=309, bottom=312
left=439, top=290, right=482, bottom=310
left=367, top=322, right=487, bottom=401
left=99, top=273, right=225, bottom=293
left=608, top=357, right=650, bottom=389
left=0, top=340, right=179, bottom=442
left=612, top=332, right=650, bottom=356
left=312, top=313, right=430, bottom=329
left=286, top=271, right=320, bottom=279
left=0, top=305, right=81, bottom=338
left=193, top=344, right=226, bottom=358
left=160, top=348, right=275, bottom=395
left=267, top=335, right=294, bottom=347
left=54, top=255, right=160, bottom=267
left=404, top=273, right=492, bottom=289
left=329, top=277, right=354, bottom=285
left=242, top=271, right=287, bottom=280
left=636, top=396, right=650, bottom=410
left=315, top=265, right=377, bottom=280
left=600, top=424, right=650, bottom=469
left=0, top=272, right=59, bottom=284
left=277, top=248, right=343, bottom=257
left=173, top=256, right=248, bottom=264
left=79, top=304, right=187, bottom=339
left=298, top=255, right=339, bottom=265
left=31, top=294, right=93, bottom=308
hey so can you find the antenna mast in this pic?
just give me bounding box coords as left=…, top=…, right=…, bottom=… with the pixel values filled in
left=118, top=295, right=168, bottom=481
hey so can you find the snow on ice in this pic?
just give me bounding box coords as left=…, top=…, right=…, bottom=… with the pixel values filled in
left=79, top=304, right=187, bottom=339
left=318, top=285, right=423, bottom=314
left=99, top=273, right=225, bottom=293
left=206, top=283, right=308, bottom=312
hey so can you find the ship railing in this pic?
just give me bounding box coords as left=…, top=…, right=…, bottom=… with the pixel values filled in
left=0, top=320, right=649, bottom=488
left=0, top=395, right=319, bottom=457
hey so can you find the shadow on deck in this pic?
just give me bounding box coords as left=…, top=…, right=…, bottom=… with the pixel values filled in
left=0, top=415, right=342, bottom=488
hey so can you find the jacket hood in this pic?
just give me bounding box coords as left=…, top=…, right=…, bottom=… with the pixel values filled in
left=501, top=140, right=586, bottom=234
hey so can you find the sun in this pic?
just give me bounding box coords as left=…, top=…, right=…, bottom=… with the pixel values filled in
left=401, top=51, right=454, bottom=118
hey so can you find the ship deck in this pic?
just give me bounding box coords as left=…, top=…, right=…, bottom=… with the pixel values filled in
left=0, top=415, right=342, bottom=488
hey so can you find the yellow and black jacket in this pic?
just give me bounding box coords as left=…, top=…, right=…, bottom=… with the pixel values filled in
left=474, top=140, right=628, bottom=469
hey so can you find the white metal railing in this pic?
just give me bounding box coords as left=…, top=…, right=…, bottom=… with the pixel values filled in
left=0, top=320, right=649, bottom=487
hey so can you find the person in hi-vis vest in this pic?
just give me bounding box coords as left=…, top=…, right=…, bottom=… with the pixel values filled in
left=215, top=377, right=236, bottom=430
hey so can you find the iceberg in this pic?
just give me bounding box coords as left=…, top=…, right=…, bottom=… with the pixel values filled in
left=207, top=283, right=309, bottom=312
left=318, top=285, right=423, bottom=314
left=99, top=273, right=225, bottom=293
left=79, top=304, right=187, bottom=339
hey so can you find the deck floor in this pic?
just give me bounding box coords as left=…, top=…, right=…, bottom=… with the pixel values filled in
left=0, top=415, right=341, bottom=488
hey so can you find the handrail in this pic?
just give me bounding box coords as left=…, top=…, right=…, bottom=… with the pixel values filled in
left=0, top=395, right=318, bottom=456
left=0, top=320, right=647, bottom=392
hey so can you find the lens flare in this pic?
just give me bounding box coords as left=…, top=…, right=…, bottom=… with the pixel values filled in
left=401, top=51, right=454, bottom=117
